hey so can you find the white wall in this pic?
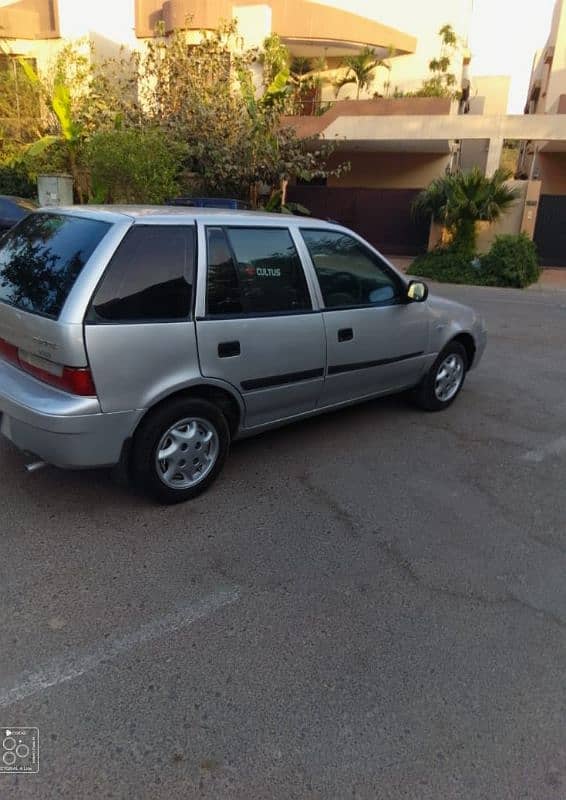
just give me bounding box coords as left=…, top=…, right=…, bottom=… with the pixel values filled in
left=2, top=0, right=138, bottom=72
left=470, top=75, right=510, bottom=116
left=57, top=0, right=138, bottom=48
left=544, top=0, right=566, bottom=111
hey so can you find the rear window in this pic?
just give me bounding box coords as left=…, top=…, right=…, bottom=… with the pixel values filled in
left=88, top=225, right=195, bottom=322
left=0, top=213, right=110, bottom=319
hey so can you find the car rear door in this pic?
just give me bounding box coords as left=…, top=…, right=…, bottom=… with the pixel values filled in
left=0, top=210, right=115, bottom=371
left=298, top=228, right=431, bottom=407
left=84, top=223, right=199, bottom=412
left=195, top=223, right=325, bottom=429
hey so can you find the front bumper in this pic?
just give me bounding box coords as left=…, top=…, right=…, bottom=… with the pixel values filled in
left=0, top=360, right=141, bottom=468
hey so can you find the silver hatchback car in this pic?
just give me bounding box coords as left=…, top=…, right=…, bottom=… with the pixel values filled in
left=0, top=207, right=486, bottom=503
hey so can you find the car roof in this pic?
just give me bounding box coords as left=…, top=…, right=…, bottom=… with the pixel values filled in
left=34, top=205, right=338, bottom=229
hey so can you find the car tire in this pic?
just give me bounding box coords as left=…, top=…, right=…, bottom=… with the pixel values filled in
left=413, top=340, right=468, bottom=411
left=131, top=397, right=230, bottom=504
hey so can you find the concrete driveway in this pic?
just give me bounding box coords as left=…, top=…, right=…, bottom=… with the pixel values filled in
left=0, top=284, right=565, bottom=799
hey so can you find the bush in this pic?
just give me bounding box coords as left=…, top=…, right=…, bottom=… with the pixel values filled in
left=481, top=233, right=540, bottom=288
left=408, top=247, right=486, bottom=285
left=87, top=129, right=186, bottom=204
left=0, top=162, right=36, bottom=199
left=408, top=234, right=541, bottom=289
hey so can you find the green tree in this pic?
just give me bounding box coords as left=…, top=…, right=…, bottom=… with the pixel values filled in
left=137, top=23, right=346, bottom=206
left=413, top=168, right=519, bottom=254
left=2, top=22, right=345, bottom=208
left=334, top=47, right=390, bottom=100
left=17, top=54, right=87, bottom=200
left=0, top=161, right=36, bottom=197
left=0, top=40, right=42, bottom=145
left=87, top=128, right=186, bottom=203
left=288, top=56, right=330, bottom=114
left=413, top=24, right=460, bottom=99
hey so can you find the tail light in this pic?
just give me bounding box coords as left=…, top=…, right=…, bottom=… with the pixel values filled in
left=0, top=337, right=19, bottom=367
left=0, top=337, right=97, bottom=396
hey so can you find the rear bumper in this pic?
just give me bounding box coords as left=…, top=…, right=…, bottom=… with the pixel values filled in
left=0, top=360, right=141, bottom=468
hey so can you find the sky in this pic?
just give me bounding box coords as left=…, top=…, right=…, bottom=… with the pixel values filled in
left=469, top=0, right=557, bottom=112
left=321, top=0, right=558, bottom=113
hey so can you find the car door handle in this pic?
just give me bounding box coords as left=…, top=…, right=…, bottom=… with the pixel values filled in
left=337, top=328, right=354, bottom=342
left=218, top=340, right=241, bottom=358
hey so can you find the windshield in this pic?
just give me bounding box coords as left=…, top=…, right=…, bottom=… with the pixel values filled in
left=0, top=212, right=110, bottom=319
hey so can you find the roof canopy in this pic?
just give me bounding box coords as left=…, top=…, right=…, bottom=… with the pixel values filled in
left=135, top=0, right=416, bottom=57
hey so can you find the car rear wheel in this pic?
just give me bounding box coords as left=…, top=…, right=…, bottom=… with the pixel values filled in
left=413, top=341, right=468, bottom=411
left=131, top=398, right=230, bottom=504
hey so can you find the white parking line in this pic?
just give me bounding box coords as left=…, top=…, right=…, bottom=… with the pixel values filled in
left=523, top=436, right=566, bottom=463
left=0, top=586, right=240, bottom=708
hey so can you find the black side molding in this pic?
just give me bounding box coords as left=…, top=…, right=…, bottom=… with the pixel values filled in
left=241, top=368, right=324, bottom=392
left=328, top=351, right=424, bottom=376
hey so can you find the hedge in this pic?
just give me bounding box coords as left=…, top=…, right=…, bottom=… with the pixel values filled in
left=408, top=234, right=540, bottom=289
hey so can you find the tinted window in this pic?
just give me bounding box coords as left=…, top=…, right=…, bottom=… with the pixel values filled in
left=0, top=213, right=110, bottom=319
left=90, top=225, right=195, bottom=322
left=206, top=227, right=243, bottom=316
left=206, top=227, right=311, bottom=316
left=301, top=229, right=402, bottom=309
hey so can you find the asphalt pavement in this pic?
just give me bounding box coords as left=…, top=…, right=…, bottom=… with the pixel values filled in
left=0, top=283, right=565, bottom=799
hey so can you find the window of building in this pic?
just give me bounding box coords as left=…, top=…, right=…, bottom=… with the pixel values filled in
left=89, top=225, right=195, bottom=322
left=206, top=227, right=312, bottom=316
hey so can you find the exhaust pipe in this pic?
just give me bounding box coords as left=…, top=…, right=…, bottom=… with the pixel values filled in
left=25, top=461, right=47, bottom=473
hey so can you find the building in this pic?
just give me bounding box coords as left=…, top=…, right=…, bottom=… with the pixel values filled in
left=2, top=0, right=562, bottom=258
left=521, top=0, right=566, bottom=263
left=0, top=0, right=417, bottom=67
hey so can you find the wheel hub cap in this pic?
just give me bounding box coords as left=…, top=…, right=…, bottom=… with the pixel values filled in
left=155, top=417, right=219, bottom=490
left=434, top=353, right=464, bottom=402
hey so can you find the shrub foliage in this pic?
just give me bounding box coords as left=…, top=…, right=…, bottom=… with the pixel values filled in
left=481, top=234, right=541, bottom=288
left=409, top=234, right=540, bottom=289
left=0, top=162, right=36, bottom=198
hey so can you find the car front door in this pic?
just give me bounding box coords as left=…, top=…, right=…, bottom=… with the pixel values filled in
left=195, top=224, right=326, bottom=429
left=299, top=228, right=431, bottom=408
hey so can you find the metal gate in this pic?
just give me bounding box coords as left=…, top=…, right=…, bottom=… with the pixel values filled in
left=287, top=186, right=430, bottom=256
left=534, top=194, right=566, bottom=267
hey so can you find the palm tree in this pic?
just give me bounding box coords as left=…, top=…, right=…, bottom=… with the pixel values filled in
left=334, top=47, right=390, bottom=100
left=413, top=167, right=520, bottom=254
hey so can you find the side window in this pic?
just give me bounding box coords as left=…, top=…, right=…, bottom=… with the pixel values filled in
left=89, top=225, right=195, bottom=322
left=301, top=229, right=402, bottom=309
left=206, top=226, right=312, bottom=316
left=206, top=227, right=243, bottom=316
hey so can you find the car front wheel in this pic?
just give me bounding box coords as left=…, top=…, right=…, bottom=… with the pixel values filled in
left=131, top=398, right=230, bottom=504
left=413, top=341, right=468, bottom=411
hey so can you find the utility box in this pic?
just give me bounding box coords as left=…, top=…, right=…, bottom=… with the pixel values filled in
left=37, top=174, right=73, bottom=207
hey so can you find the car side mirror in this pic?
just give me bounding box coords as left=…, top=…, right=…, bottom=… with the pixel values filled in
left=406, top=280, right=428, bottom=303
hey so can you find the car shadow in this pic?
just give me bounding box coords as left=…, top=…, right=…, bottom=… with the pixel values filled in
left=2, top=392, right=421, bottom=509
